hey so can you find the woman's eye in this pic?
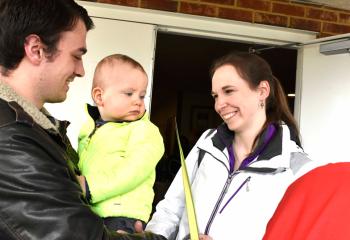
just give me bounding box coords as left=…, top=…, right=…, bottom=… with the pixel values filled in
left=225, top=89, right=235, bottom=94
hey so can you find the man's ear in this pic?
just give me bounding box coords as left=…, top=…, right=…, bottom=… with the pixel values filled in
left=258, top=80, right=270, bottom=100
left=24, top=34, right=44, bottom=65
left=92, top=87, right=104, bottom=106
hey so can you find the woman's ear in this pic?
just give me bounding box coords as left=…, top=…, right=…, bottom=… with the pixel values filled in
left=258, top=80, right=270, bottom=101
left=92, top=87, right=104, bottom=107
left=24, top=34, right=44, bottom=65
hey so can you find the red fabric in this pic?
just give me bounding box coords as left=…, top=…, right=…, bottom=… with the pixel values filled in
left=263, top=162, right=350, bottom=240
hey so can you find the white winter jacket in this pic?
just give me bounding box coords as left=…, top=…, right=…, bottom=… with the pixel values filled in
left=146, top=123, right=315, bottom=240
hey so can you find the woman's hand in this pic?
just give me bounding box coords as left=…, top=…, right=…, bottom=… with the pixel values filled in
left=133, top=221, right=212, bottom=239
left=117, top=220, right=144, bottom=234
left=134, top=220, right=144, bottom=233
left=199, top=234, right=213, bottom=240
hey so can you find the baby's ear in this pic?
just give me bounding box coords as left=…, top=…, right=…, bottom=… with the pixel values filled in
left=91, top=87, right=103, bottom=106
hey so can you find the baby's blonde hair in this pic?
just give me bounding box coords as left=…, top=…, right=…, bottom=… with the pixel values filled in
left=92, top=54, right=146, bottom=90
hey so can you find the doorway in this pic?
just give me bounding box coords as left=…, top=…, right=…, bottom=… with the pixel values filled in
left=150, top=32, right=297, bottom=205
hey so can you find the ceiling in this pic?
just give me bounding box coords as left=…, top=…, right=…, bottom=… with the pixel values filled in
left=301, top=0, right=350, bottom=10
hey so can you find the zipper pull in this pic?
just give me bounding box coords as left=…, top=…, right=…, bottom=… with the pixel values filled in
left=224, top=173, right=234, bottom=194
left=246, top=176, right=251, bottom=192
left=219, top=175, right=251, bottom=214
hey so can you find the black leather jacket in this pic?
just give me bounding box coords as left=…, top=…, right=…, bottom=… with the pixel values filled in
left=0, top=96, right=166, bottom=240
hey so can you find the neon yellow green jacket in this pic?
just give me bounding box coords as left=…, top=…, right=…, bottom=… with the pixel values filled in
left=78, top=105, right=164, bottom=222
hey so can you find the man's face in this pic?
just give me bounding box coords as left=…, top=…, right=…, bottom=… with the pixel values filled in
left=38, top=19, right=87, bottom=105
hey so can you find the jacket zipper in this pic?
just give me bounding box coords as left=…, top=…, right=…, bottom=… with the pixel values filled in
left=79, top=127, right=97, bottom=172
left=83, top=126, right=98, bottom=150
left=204, top=166, right=283, bottom=235
left=202, top=151, right=287, bottom=235
left=204, top=172, right=236, bottom=235
left=219, top=176, right=251, bottom=214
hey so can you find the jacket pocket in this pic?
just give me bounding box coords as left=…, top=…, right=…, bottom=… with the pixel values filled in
left=219, top=176, right=251, bottom=214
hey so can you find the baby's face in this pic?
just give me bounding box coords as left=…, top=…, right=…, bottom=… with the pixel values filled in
left=99, top=63, right=148, bottom=122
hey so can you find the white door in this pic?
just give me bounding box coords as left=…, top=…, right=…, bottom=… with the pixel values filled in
left=45, top=17, right=156, bottom=149
left=296, top=35, right=350, bottom=165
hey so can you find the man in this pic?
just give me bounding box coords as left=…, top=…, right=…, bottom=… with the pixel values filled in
left=0, top=0, right=165, bottom=239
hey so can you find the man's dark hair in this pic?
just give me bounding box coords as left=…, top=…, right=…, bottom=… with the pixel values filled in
left=0, top=0, right=94, bottom=76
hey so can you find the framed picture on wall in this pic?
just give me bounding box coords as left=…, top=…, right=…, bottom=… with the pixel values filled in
left=191, top=106, right=211, bottom=132
left=190, top=106, right=221, bottom=136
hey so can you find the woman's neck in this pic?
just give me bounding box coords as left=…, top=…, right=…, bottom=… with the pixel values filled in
left=233, top=120, right=266, bottom=170
left=233, top=133, right=255, bottom=169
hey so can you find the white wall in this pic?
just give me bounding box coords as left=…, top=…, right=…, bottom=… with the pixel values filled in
left=297, top=42, right=350, bottom=164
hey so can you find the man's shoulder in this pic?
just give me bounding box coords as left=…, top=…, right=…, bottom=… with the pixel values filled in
left=0, top=98, right=37, bottom=130
left=0, top=98, right=16, bottom=127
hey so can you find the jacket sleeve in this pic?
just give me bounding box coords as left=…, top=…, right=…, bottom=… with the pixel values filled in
left=145, top=129, right=213, bottom=239
left=0, top=124, right=165, bottom=240
left=263, top=163, right=350, bottom=240
left=86, top=122, right=165, bottom=203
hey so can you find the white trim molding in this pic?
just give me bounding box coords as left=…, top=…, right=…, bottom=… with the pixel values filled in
left=77, top=1, right=317, bottom=45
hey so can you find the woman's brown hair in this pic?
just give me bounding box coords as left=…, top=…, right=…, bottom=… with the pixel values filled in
left=210, top=51, right=300, bottom=146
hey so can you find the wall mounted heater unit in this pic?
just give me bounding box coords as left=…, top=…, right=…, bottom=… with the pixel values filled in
left=320, top=39, right=350, bottom=55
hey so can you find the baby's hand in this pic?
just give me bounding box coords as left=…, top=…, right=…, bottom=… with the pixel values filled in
left=76, top=175, right=86, bottom=195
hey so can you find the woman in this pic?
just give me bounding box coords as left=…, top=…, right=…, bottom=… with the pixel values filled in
left=146, top=52, right=314, bottom=239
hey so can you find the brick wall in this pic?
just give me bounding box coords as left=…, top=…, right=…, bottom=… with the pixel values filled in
left=82, top=0, right=350, bottom=37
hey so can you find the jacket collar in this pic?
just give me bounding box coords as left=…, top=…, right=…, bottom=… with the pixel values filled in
left=211, top=123, right=285, bottom=162
left=0, top=81, right=59, bottom=132
left=86, top=103, right=149, bottom=124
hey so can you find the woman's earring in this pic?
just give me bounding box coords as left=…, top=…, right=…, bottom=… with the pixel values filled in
left=260, top=101, right=265, bottom=108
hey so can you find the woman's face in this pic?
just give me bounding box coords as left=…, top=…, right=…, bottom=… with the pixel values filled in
left=211, top=64, right=266, bottom=133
